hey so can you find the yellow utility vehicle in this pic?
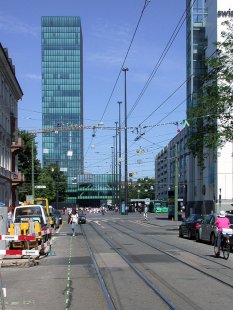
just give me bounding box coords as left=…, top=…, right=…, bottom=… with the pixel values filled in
left=9, top=204, right=50, bottom=250
left=33, top=198, right=55, bottom=228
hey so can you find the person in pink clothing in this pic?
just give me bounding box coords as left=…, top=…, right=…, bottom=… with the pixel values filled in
left=214, top=210, right=230, bottom=255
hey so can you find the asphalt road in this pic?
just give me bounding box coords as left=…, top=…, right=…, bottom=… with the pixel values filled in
left=1, top=212, right=233, bottom=310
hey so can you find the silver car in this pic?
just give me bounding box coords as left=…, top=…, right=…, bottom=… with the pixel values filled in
left=196, top=213, right=233, bottom=245
left=196, top=214, right=217, bottom=245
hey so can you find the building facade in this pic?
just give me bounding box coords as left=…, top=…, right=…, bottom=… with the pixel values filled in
left=155, top=128, right=188, bottom=202
left=0, top=43, right=23, bottom=207
left=41, top=17, right=84, bottom=204
left=186, top=0, right=233, bottom=214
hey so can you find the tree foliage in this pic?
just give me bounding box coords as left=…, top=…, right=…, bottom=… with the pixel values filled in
left=188, top=20, right=233, bottom=167
left=35, top=164, right=67, bottom=203
left=128, top=177, right=155, bottom=200
left=18, top=132, right=67, bottom=203
left=18, top=131, right=41, bottom=201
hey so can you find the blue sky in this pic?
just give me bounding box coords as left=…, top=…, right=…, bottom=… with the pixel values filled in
left=1, top=0, right=187, bottom=179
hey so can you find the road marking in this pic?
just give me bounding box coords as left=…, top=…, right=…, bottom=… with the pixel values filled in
left=65, top=237, right=73, bottom=309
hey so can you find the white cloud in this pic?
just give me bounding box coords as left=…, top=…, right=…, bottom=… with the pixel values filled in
left=0, top=15, right=38, bottom=37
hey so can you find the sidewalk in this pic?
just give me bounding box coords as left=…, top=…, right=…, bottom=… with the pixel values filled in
left=1, top=221, right=108, bottom=310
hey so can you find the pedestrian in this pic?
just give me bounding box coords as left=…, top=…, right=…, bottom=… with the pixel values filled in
left=69, top=208, right=79, bottom=236
left=7, top=207, right=13, bottom=228
left=143, top=205, right=148, bottom=220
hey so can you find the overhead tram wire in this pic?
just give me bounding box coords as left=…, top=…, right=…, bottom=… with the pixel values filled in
left=133, top=49, right=231, bottom=139
left=127, top=0, right=197, bottom=119
left=137, top=78, right=188, bottom=127
left=98, top=0, right=151, bottom=125
left=83, top=0, right=152, bottom=158
left=84, top=0, right=152, bottom=159
left=69, top=0, right=192, bottom=161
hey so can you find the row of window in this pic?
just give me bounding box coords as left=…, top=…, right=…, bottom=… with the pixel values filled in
left=42, top=50, right=80, bottom=56
left=42, top=38, right=80, bottom=45
left=42, top=107, right=81, bottom=113
left=42, top=45, right=80, bottom=51
left=42, top=19, right=81, bottom=28
left=42, top=32, right=80, bottom=39
left=42, top=55, right=80, bottom=62
left=42, top=66, right=81, bottom=71
left=42, top=80, right=81, bottom=86
left=42, top=82, right=80, bottom=87
left=42, top=62, right=80, bottom=68
left=43, top=103, right=81, bottom=109
left=42, top=88, right=80, bottom=95
left=42, top=73, right=80, bottom=79
left=42, top=96, right=81, bottom=103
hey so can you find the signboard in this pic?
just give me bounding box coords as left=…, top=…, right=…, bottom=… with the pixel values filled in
left=35, top=185, right=46, bottom=189
left=145, top=198, right=150, bottom=205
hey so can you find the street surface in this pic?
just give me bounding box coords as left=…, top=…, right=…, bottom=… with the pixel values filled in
left=1, top=212, right=233, bottom=310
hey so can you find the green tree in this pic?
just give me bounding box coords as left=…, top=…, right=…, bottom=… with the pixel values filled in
left=188, top=20, right=233, bottom=167
left=35, top=164, right=67, bottom=203
left=18, top=131, right=41, bottom=201
left=128, top=177, right=155, bottom=200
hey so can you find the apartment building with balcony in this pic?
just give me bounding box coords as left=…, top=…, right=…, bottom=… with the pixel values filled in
left=0, top=43, right=23, bottom=207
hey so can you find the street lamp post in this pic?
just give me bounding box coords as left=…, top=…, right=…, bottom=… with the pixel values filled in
left=32, top=139, right=35, bottom=198
left=122, top=67, right=129, bottom=215
left=113, top=136, right=116, bottom=209
left=118, top=101, right=122, bottom=214
left=111, top=146, right=114, bottom=208
left=56, top=173, right=59, bottom=210
left=115, top=122, right=118, bottom=208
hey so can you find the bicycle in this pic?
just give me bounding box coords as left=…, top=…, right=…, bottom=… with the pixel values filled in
left=214, top=228, right=233, bottom=260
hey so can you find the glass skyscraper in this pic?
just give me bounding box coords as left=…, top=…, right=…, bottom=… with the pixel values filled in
left=41, top=16, right=83, bottom=204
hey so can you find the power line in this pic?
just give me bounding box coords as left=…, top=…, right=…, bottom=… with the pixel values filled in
left=98, top=0, right=151, bottom=124
left=127, top=0, right=197, bottom=119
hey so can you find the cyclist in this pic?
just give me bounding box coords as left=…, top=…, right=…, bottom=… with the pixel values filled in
left=214, top=210, right=230, bottom=256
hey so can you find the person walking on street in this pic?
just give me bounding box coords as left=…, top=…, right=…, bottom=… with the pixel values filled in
left=7, top=207, right=13, bottom=228
left=143, top=205, right=148, bottom=220
left=69, top=208, right=79, bottom=236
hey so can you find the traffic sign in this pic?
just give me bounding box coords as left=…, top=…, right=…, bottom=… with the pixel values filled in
left=145, top=198, right=150, bottom=205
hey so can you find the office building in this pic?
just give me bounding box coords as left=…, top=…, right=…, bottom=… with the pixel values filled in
left=41, top=17, right=84, bottom=204
left=186, top=0, right=233, bottom=214
left=155, top=0, right=233, bottom=215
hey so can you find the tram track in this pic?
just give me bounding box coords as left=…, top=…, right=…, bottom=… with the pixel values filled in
left=105, top=220, right=233, bottom=289
left=81, top=225, right=116, bottom=310
left=119, top=219, right=233, bottom=272
left=81, top=223, right=177, bottom=310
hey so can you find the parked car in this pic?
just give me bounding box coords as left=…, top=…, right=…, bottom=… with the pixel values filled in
left=78, top=212, right=86, bottom=224
left=196, top=213, right=233, bottom=245
left=179, top=214, right=204, bottom=239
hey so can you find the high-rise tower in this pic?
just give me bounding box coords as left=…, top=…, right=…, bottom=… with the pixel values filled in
left=41, top=16, right=83, bottom=204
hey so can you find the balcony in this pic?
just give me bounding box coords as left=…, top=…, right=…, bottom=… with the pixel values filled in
left=1, top=166, right=12, bottom=178
left=11, top=171, right=24, bottom=186
left=11, top=137, right=23, bottom=153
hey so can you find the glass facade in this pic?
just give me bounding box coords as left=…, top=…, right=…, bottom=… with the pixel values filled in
left=71, top=174, right=117, bottom=207
left=186, top=0, right=207, bottom=114
left=41, top=17, right=84, bottom=203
